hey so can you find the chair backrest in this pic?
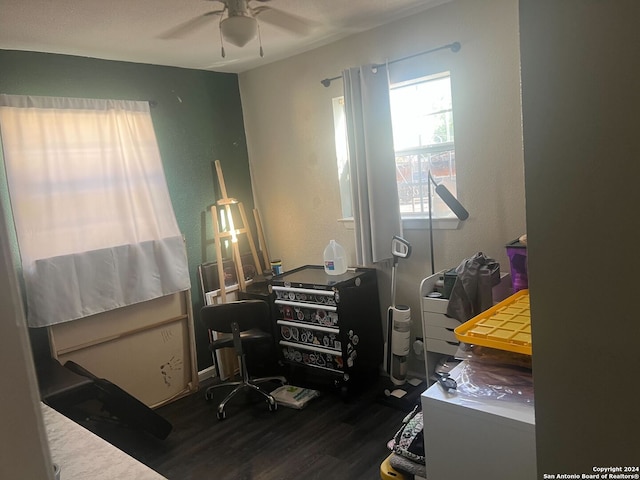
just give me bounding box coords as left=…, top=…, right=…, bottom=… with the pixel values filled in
left=200, top=299, right=270, bottom=334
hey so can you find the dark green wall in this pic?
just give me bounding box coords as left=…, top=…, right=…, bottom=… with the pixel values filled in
left=0, top=49, right=253, bottom=370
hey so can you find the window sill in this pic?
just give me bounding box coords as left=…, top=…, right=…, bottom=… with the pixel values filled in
left=402, top=216, right=461, bottom=230
left=338, top=217, right=461, bottom=230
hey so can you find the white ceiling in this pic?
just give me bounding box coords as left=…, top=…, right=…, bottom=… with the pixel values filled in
left=0, top=0, right=448, bottom=74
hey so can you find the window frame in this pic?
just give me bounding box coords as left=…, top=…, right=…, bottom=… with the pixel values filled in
left=333, top=70, right=460, bottom=230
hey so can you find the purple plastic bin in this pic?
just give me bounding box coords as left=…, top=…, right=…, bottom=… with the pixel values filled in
left=506, top=239, right=528, bottom=292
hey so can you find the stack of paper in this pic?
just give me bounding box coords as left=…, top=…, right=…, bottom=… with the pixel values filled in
left=270, top=385, right=320, bottom=409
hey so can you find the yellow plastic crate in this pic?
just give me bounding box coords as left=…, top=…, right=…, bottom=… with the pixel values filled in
left=380, top=454, right=408, bottom=480
left=454, top=289, right=531, bottom=355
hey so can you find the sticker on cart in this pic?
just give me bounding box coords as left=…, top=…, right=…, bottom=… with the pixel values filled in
left=293, top=350, right=302, bottom=362
left=291, top=327, right=299, bottom=341
left=348, top=350, right=357, bottom=368
left=311, top=333, right=325, bottom=347
left=281, top=326, right=292, bottom=340
left=283, top=305, right=294, bottom=320
left=351, top=334, right=359, bottom=346
left=296, top=309, right=304, bottom=321
left=316, top=310, right=338, bottom=326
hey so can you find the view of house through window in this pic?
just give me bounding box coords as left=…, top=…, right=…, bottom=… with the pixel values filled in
left=333, top=71, right=457, bottom=220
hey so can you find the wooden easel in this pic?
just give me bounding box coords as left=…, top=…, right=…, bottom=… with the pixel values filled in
left=211, top=160, right=263, bottom=303
left=253, top=208, right=271, bottom=273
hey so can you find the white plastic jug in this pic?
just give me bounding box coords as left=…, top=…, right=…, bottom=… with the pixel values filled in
left=323, top=239, right=348, bottom=275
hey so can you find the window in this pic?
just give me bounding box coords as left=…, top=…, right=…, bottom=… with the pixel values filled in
left=332, top=96, right=352, bottom=219
left=390, top=72, right=457, bottom=218
left=333, top=72, right=457, bottom=221
left=0, top=95, right=190, bottom=327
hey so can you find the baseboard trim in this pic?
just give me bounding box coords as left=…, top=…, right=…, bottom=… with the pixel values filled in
left=198, top=365, right=217, bottom=382
left=407, top=369, right=427, bottom=382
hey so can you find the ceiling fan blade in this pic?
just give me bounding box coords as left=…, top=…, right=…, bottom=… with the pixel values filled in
left=158, top=10, right=224, bottom=39
left=252, top=6, right=317, bottom=36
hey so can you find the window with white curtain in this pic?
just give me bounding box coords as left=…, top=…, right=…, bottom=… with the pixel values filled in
left=0, top=94, right=190, bottom=327
left=333, top=71, right=458, bottom=222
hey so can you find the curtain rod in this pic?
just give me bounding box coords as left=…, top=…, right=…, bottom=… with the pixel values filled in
left=320, top=41, right=461, bottom=87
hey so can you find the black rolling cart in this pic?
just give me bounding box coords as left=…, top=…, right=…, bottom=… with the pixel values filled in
left=270, top=265, right=383, bottom=395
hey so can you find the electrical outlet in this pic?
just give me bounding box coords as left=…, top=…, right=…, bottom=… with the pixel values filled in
left=413, top=337, right=425, bottom=356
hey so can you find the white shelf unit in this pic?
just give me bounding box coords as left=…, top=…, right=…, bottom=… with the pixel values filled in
left=419, top=270, right=512, bottom=382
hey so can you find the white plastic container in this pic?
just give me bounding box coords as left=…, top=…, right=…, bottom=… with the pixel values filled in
left=323, top=239, right=347, bottom=275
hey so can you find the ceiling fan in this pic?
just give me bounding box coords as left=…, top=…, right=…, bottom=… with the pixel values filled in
left=160, top=0, right=316, bottom=58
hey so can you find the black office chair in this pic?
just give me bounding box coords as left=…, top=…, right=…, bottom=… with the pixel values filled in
left=200, top=299, right=287, bottom=420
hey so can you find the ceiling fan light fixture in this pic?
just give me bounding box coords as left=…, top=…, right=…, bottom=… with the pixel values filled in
left=220, top=15, right=258, bottom=47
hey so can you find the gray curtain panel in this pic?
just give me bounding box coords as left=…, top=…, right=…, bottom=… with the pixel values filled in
left=342, top=64, right=402, bottom=266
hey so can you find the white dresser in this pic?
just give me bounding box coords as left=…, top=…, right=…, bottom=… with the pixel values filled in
left=419, top=271, right=511, bottom=381
left=421, top=361, right=537, bottom=480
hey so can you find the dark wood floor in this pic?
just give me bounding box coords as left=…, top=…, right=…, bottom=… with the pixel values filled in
left=63, top=375, right=424, bottom=480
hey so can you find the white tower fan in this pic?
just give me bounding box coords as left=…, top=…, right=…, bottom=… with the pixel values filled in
left=386, top=236, right=412, bottom=385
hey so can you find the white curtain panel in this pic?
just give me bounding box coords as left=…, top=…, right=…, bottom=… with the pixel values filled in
left=0, top=94, right=190, bottom=327
left=342, top=65, right=402, bottom=266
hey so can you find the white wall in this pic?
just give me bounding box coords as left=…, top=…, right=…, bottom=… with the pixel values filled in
left=239, top=0, right=525, bottom=373
left=0, top=205, right=54, bottom=478
left=520, top=0, right=640, bottom=472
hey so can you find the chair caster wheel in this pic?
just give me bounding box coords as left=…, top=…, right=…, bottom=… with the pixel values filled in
left=340, top=386, right=349, bottom=399
left=205, top=390, right=214, bottom=401
left=267, top=397, right=277, bottom=412
left=216, top=408, right=226, bottom=421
